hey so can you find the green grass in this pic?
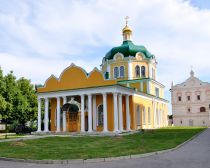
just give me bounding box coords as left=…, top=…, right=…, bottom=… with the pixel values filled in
left=0, top=127, right=206, bottom=160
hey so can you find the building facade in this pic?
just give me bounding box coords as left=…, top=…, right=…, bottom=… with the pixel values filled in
left=171, top=70, right=210, bottom=126
left=37, top=21, right=168, bottom=133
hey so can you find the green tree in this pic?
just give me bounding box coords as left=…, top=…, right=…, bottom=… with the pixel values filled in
left=0, top=68, right=7, bottom=113
left=14, top=78, right=37, bottom=124
left=2, top=71, right=17, bottom=122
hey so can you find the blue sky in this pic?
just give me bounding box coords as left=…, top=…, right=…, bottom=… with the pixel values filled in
left=0, top=0, right=210, bottom=114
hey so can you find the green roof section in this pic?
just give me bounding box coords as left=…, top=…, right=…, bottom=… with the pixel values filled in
left=105, top=40, right=154, bottom=60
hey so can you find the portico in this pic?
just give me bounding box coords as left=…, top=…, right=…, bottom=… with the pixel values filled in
left=37, top=85, right=133, bottom=133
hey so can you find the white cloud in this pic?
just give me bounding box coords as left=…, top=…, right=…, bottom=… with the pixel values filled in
left=1, top=0, right=210, bottom=114
left=0, top=53, right=100, bottom=84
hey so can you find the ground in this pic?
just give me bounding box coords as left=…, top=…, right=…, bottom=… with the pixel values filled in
left=0, top=127, right=205, bottom=160
left=0, top=127, right=210, bottom=168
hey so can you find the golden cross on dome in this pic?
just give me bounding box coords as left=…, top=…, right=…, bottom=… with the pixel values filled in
left=125, top=16, right=129, bottom=26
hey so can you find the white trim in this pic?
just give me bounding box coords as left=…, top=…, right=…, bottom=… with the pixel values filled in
left=38, top=85, right=133, bottom=99
left=113, top=52, right=124, bottom=60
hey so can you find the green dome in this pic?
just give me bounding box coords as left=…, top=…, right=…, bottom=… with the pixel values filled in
left=105, top=40, right=154, bottom=60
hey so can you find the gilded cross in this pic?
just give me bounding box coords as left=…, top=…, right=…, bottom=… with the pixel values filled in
left=125, top=16, right=129, bottom=25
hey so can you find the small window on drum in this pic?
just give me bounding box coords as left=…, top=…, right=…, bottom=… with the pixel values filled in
left=114, top=67, right=119, bottom=78
left=141, top=66, right=146, bottom=77
left=119, top=66, right=125, bottom=78
left=135, top=65, right=140, bottom=78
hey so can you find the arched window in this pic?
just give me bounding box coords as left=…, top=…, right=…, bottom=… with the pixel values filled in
left=120, top=66, right=125, bottom=78
left=141, top=66, right=146, bottom=77
left=97, top=104, right=103, bottom=126
left=200, top=107, right=206, bottom=112
left=136, top=105, right=141, bottom=126
left=135, top=65, right=140, bottom=78
left=114, top=67, right=119, bottom=78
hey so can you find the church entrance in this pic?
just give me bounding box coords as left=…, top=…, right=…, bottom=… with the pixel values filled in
left=61, top=97, right=80, bottom=132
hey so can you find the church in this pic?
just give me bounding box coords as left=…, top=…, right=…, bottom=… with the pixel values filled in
left=36, top=19, right=169, bottom=133
left=171, top=70, right=210, bottom=126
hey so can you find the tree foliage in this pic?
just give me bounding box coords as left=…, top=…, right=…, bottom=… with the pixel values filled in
left=0, top=68, right=37, bottom=125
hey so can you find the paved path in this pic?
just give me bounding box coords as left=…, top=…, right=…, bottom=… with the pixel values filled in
left=0, top=128, right=210, bottom=168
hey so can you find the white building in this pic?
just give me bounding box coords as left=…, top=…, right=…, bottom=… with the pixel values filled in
left=171, top=70, right=210, bottom=126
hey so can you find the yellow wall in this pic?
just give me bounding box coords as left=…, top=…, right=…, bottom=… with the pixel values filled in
left=107, top=94, right=114, bottom=131
left=133, top=95, right=154, bottom=128
left=50, top=98, right=56, bottom=131
left=38, top=65, right=116, bottom=93
left=131, top=61, right=149, bottom=79
left=110, top=61, right=128, bottom=80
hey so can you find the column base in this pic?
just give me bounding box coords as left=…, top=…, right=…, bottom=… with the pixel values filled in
left=103, top=130, right=109, bottom=133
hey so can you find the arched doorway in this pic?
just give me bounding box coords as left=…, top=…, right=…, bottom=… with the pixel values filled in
left=61, top=102, right=79, bottom=132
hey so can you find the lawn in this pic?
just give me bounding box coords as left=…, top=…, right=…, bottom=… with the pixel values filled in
left=0, top=134, right=24, bottom=140
left=0, top=127, right=206, bottom=160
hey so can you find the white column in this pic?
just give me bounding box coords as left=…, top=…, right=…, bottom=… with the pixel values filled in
left=56, top=97, right=61, bottom=132
left=44, top=98, right=49, bottom=132
left=62, top=97, right=67, bottom=132
left=103, top=93, right=108, bottom=132
left=118, top=94, right=123, bottom=132
left=93, top=95, right=97, bottom=131
left=113, top=93, right=119, bottom=132
left=81, top=94, right=85, bottom=132
left=88, top=94, right=93, bottom=132
left=37, top=98, right=42, bottom=132
left=126, top=95, right=131, bottom=131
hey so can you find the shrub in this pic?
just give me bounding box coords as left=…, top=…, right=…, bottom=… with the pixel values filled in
left=14, top=125, right=32, bottom=134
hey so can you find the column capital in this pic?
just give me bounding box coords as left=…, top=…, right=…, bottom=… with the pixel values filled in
left=113, top=92, right=118, bottom=96
left=102, top=93, right=107, bottom=97
left=88, top=93, right=92, bottom=97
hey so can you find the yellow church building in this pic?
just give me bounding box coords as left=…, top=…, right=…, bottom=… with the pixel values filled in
left=37, top=20, right=168, bottom=133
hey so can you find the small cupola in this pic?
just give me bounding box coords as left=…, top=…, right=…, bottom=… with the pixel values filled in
left=122, top=16, right=132, bottom=41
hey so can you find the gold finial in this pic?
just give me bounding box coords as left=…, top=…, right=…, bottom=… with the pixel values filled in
left=125, top=16, right=129, bottom=26
left=190, top=65, right=193, bottom=71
